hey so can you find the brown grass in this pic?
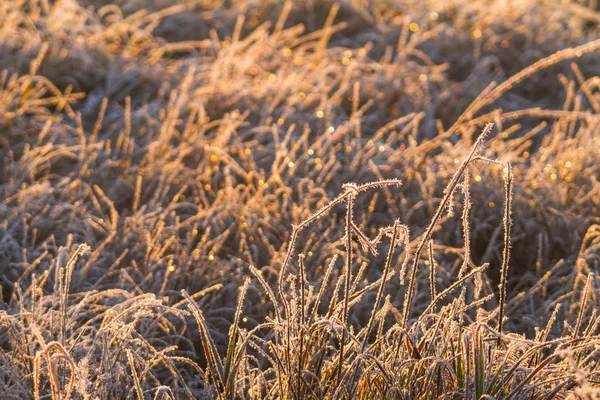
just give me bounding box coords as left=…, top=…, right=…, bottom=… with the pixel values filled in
left=1, top=0, right=600, bottom=398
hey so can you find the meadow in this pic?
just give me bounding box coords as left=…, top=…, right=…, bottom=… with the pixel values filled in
left=1, top=0, right=600, bottom=398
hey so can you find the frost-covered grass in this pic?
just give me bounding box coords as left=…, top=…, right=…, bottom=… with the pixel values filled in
left=1, top=0, right=600, bottom=398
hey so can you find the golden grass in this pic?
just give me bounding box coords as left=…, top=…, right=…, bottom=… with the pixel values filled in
left=0, top=0, right=599, bottom=398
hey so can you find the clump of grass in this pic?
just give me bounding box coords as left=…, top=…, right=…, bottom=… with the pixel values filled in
left=179, top=124, right=600, bottom=398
